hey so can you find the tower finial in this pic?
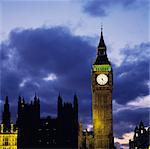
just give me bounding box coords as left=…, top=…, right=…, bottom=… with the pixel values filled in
left=101, top=23, right=103, bottom=34
left=34, top=92, right=37, bottom=101
left=5, top=96, right=9, bottom=104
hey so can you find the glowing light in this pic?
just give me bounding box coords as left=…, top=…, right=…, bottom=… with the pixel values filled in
left=114, top=131, right=134, bottom=144
left=87, top=124, right=93, bottom=132
left=93, top=65, right=111, bottom=71
left=0, top=124, right=18, bottom=149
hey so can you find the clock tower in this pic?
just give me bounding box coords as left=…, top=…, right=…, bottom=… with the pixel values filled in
left=92, top=28, right=114, bottom=149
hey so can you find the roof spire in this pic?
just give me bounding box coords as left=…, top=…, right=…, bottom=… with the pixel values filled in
left=58, top=92, right=62, bottom=101
left=94, top=24, right=110, bottom=64
left=101, top=23, right=103, bottom=35
left=34, top=92, right=37, bottom=101
left=97, top=24, right=106, bottom=54
left=5, top=96, right=9, bottom=104
left=98, top=24, right=105, bottom=46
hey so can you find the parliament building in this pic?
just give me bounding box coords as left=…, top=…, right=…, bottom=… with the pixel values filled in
left=129, top=121, right=150, bottom=149
left=0, top=94, right=78, bottom=149
left=1, top=29, right=149, bottom=149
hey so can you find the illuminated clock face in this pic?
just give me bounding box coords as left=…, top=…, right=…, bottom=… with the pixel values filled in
left=96, top=74, right=108, bottom=85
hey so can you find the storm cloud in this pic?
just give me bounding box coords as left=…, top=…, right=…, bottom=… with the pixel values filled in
left=0, top=26, right=149, bottom=138
left=0, top=26, right=94, bottom=120
left=82, top=0, right=147, bottom=17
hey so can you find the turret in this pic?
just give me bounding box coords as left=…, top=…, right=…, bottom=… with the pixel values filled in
left=2, top=96, right=10, bottom=129
left=139, top=121, right=146, bottom=134
left=57, top=93, right=63, bottom=118
left=37, top=96, right=40, bottom=119
left=73, top=94, right=78, bottom=123
left=34, top=93, right=40, bottom=109
left=18, top=96, right=23, bottom=110
left=139, top=121, right=144, bottom=129
left=33, top=93, right=40, bottom=121
left=34, top=92, right=37, bottom=104
left=134, top=126, right=139, bottom=138
left=37, top=97, right=40, bottom=112
left=17, top=96, right=25, bottom=126
left=73, top=94, right=79, bottom=148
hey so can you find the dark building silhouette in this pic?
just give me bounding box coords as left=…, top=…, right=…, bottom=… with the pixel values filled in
left=2, top=96, right=11, bottom=131
left=57, top=94, right=78, bottom=148
left=17, top=95, right=40, bottom=148
left=16, top=93, right=78, bottom=148
left=37, top=116, right=57, bottom=148
left=129, top=121, right=150, bottom=149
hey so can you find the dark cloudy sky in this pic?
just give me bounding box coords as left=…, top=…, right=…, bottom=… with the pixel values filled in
left=0, top=0, right=149, bottom=147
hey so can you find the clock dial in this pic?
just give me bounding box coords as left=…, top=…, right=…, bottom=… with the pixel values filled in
left=96, top=74, right=108, bottom=85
